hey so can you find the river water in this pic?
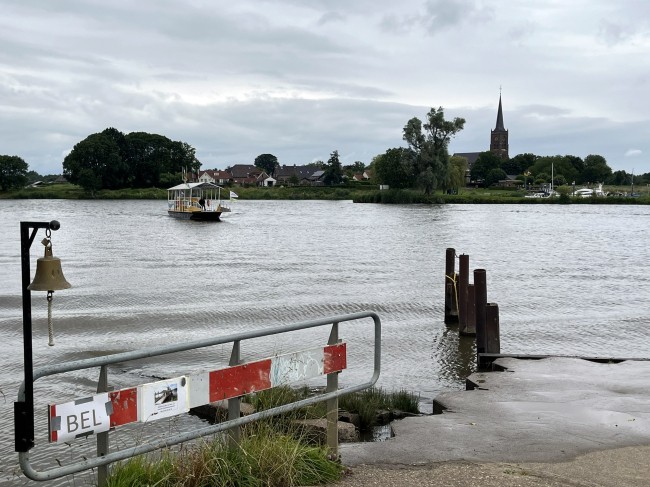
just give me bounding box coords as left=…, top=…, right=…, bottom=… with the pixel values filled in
left=1, top=199, right=649, bottom=485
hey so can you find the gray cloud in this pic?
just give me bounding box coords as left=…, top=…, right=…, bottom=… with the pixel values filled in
left=1, top=0, right=649, bottom=176
left=317, top=11, right=346, bottom=26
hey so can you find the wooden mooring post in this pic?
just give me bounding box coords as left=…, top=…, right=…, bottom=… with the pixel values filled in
left=444, top=248, right=458, bottom=324
left=458, top=254, right=470, bottom=334
left=465, top=284, right=476, bottom=335
left=474, top=269, right=487, bottom=356
left=485, top=303, right=500, bottom=354
left=478, top=302, right=501, bottom=369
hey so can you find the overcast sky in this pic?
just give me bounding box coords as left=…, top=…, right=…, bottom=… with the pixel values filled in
left=2, top=0, right=649, bottom=176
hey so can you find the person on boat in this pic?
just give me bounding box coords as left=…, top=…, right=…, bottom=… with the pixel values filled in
left=198, top=197, right=205, bottom=209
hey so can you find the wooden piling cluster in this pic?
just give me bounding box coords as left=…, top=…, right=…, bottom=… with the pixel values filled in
left=444, top=248, right=500, bottom=364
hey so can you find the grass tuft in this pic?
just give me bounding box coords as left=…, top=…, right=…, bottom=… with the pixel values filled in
left=339, top=387, right=420, bottom=428
left=107, top=386, right=419, bottom=486
left=107, top=423, right=343, bottom=487
left=105, top=452, right=174, bottom=486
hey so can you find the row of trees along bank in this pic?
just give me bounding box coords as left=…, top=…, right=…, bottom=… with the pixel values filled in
left=469, top=151, right=618, bottom=188
left=371, top=107, right=648, bottom=192
left=2, top=107, right=649, bottom=195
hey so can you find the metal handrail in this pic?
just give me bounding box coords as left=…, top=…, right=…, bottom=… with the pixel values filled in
left=18, top=311, right=381, bottom=481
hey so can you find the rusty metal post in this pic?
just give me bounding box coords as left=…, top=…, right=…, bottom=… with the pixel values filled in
left=326, top=322, right=340, bottom=459
left=485, top=303, right=500, bottom=354
left=463, top=284, right=476, bottom=336
left=444, top=248, right=458, bottom=324
left=96, top=365, right=112, bottom=487
left=227, top=340, right=241, bottom=447
left=474, top=269, right=487, bottom=357
left=458, top=254, right=469, bottom=334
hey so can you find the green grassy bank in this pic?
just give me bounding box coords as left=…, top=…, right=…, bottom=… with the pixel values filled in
left=0, top=183, right=377, bottom=201
left=354, top=188, right=650, bottom=205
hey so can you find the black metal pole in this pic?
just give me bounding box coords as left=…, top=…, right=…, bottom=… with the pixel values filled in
left=15, top=220, right=60, bottom=453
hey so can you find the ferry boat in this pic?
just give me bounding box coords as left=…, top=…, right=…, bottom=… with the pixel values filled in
left=167, top=182, right=231, bottom=221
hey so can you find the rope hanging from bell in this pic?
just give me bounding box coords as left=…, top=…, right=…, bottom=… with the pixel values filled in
left=47, top=291, right=55, bottom=346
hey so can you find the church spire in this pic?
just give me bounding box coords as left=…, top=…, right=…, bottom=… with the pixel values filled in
left=490, top=90, right=509, bottom=160
left=494, top=93, right=505, bottom=131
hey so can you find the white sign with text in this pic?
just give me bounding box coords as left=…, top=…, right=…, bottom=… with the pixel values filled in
left=49, top=393, right=111, bottom=443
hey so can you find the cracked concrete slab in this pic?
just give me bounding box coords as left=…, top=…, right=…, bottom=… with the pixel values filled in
left=339, top=357, right=650, bottom=466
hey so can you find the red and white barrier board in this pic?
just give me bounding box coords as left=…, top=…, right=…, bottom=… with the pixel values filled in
left=49, top=343, right=346, bottom=443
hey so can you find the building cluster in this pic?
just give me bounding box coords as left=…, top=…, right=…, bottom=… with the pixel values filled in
left=197, top=165, right=371, bottom=187
left=201, top=96, right=510, bottom=190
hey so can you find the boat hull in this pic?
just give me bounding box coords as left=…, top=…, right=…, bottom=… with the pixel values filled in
left=168, top=210, right=223, bottom=221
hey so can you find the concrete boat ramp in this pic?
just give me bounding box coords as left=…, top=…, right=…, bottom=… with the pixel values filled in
left=335, top=357, right=650, bottom=486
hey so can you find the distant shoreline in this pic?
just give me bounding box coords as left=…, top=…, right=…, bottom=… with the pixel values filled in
left=1, top=183, right=648, bottom=205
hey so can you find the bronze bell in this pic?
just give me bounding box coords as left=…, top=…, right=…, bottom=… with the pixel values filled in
left=28, top=241, right=71, bottom=291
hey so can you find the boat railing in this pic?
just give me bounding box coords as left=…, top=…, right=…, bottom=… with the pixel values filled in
left=167, top=194, right=230, bottom=213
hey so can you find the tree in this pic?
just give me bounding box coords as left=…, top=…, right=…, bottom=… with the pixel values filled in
left=254, top=154, right=278, bottom=176
left=402, top=107, right=465, bottom=194
left=610, top=170, right=630, bottom=186
left=448, top=156, right=468, bottom=192
left=323, top=150, right=343, bottom=185
left=530, top=155, right=578, bottom=187
left=470, top=151, right=502, bottom=182
left=553, top=174, right=567, bottom=187
left=373, top=148, right=415, bottom=189
left=534, top=172, right=550, bottom=184
left=26, top=170, right=41, bottom=183
left=124, top=132, right=179, bottom=187
left=102, top=127, right=127, bottom=154
left=0, top=155, right=29, bottom=190
left=307, top=160, right=326, bottom=170
left=530, top=155, right=579, bottom=185
left=168, top=141, right=200, bottom=175
left=485, top=168, right=507, bottom=187
left=127, top=133, right=156, bottom=186
left=581, top=154, right=612, bottom=184
left=504, top=153, right=538, bottom=175
left=565, top=155, right=584, bottom=177
left=343, top=160, right=366, bottom=178
left=63, top=133, right=123, bottom=194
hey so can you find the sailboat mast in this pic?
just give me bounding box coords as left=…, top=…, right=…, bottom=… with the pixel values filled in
left=551, top=163, right=554, bottom=192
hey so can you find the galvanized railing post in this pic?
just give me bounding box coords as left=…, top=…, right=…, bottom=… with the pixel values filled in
left=228, top=340, right=241, bottom=447
left=326, top=322, right=339, bottom=459
left=96, top=365, right=111, bottom=487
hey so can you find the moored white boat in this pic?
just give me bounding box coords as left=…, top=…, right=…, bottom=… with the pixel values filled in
left=574, top=183, right=607, bottom=198
left=167, top=182, right=231, bottom=221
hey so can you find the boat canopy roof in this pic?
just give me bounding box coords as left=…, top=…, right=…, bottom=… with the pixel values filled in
left=167, top=182, right=224, bottom=191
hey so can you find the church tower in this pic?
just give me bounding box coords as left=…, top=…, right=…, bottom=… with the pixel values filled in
left=490, top=93, right=509, bottom=160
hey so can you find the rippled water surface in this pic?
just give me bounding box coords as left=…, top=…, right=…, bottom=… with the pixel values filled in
left=1, top=199, right=649, bottom=485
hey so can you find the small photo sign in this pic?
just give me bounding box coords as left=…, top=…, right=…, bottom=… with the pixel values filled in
left=138, top=376, right=189, bottom=422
